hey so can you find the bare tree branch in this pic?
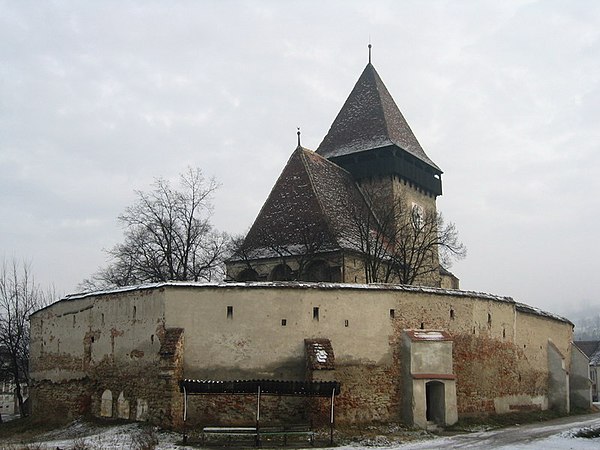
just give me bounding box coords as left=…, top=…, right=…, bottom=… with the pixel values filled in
left=0, top=258, right=53, bottom=418
left=345, top=185, right=466, bottom=285
left=82, top=168, right=229, bottom=289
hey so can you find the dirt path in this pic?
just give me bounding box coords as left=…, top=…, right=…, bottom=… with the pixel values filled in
left=393, top=412, right=600, bottom=449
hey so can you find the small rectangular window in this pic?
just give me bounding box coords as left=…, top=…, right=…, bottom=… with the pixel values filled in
left=313, top=307, right=319, bottom=321
left=389, top=309, right=395, bottom=319
left=281, top=319, right=287, bottom=326
left=227, top=306, right=233, bottom=319
left=344, top=319, right=349, bottom=327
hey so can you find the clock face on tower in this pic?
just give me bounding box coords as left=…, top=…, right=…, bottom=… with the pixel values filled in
left=411, top=203, right=424, bottom=230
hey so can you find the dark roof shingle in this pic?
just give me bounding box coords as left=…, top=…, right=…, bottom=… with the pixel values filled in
left=241, top=147, right=373, bottom=257
left=316, top=63, right=440, bottom=171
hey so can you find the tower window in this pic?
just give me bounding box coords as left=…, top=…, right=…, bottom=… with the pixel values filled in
left=450, top=309, right=455, bottom=319
left=227, top=306, right=233, bottom=319
left=313, top=307, right=319, bottom=321
left=344, top=319, right=349, bottom=327
left=281, top=319, right=287, bottom=326
left=389, top=309, right=395, bottom=319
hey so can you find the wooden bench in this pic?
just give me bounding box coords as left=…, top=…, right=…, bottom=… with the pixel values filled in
left=201, top=426, right=258, bottom=445
left=200, top=424, right=315, bottom=447
left=259, top=424, right=315, bottom=446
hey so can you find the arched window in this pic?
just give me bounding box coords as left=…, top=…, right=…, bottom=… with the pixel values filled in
left=100, top=389, right=113, bottom=418
left=117, top=391, right=130, bottom=420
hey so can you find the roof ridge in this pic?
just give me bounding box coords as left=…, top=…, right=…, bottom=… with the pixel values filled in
left=369, top=64, right=392, bottom=144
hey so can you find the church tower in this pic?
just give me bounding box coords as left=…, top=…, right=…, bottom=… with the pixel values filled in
left=316, top=58, right=442, bottom=212
left=316, top=53, right=444, bottom=286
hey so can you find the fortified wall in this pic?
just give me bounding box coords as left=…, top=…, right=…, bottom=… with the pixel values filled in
left=29, top=282, right=579, bottom=429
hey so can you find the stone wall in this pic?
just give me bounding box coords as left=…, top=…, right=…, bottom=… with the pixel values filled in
left=570, top=344, right=592, bottom=410
left=30, top=282, right=574, bottom=428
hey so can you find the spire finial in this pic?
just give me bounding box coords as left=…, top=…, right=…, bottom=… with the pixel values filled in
left=297, top=127, right=301, bottom=147
left=368, top=41, right=372, bottom=64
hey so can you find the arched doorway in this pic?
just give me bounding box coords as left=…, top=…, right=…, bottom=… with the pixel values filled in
left=303, top=260, right=331, bottom=282
left=237, top=268, right=259, bottom=281
left=425, top=381, right=445, bottom=425
left=269, top=264, right=293, bottom=281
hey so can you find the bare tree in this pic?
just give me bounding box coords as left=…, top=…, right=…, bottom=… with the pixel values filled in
left=0, top=259, right=52, bottom=418
left=388, top=207, right=466, bottom=285
left=345, top=186, right=466, bottom=285
left=83, top=168, right=229, bottom=289
left=341, top=194, right=389, bottom=283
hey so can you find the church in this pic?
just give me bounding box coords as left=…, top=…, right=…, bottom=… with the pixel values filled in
left=226, top=50, right=458, bottom=289
left=29, top=52, right=590, bottom=435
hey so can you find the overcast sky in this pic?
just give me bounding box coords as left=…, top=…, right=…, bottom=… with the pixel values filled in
left=1, top=0, right=599, bottom=316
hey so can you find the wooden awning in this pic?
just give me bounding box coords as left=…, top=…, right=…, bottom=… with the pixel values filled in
left=179, top=379, right=340, bottom=396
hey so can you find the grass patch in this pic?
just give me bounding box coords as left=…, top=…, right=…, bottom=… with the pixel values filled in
left=0, top=416, right=61, bottom=441
left=447, top=409, right=572, bottom=432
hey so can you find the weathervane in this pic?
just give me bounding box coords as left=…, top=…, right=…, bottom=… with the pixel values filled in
left=297, top=127, right=301, bottom=147
left=368, top=40, right=372, bottom=64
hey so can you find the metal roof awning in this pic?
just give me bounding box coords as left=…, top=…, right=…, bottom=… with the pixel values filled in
left=179, top=379, right=341, bottom=396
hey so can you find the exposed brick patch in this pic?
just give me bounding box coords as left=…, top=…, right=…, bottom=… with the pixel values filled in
left=159, top=327, right=184, bottom=357
left=31, top=378, right=92, bottom=422
left=453, top=333, right=547, bottom=415
left=129, top=349, right=144, bottom=359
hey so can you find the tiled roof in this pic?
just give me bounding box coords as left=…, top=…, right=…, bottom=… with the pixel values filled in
left=574, top=340, right=600, bottom=365
left=180, top=379, right=340, bottom=396
left=316, top=63, right=440, bottom=171
left=241, top=146, right=373, bottom=256
left=405, top=330, right=453, bottom=342
left=305, top=338, right=335, bottom=370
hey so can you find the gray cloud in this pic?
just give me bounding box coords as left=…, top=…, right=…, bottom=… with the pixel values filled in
left=1, top=0, right=598, bottom=315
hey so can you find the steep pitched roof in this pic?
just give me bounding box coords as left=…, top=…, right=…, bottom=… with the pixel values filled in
left=574, top=340, right=600, bottom=365
left=316, top=63, right=440, bottom=171
left=242, top=146, right=371, bottom=258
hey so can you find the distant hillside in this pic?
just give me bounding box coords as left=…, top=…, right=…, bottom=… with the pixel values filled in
left=566, top=304, right=600, bottom=340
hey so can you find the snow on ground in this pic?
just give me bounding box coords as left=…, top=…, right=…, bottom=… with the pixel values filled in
left=5, top=406, right=599, bottom=449
left=4, top=412, right=600, bottom=450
